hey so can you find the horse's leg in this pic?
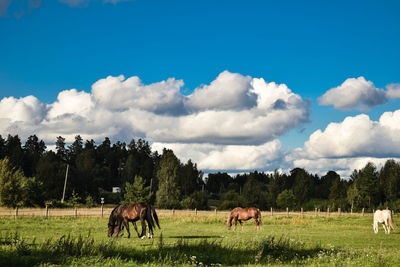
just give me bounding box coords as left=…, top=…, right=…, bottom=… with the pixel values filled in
left=239, top=220, right=243, bottom=231
left=234, top=217, right=238, bottom=231
left=147, top=218, right=154, bottom=238
left=382, top=223, right=388, bottom=234
left=133, top=222, right=141, bottom=238
left=124, top=218, right=131, bottom=238
left=140, top=218, right=147, bottom=239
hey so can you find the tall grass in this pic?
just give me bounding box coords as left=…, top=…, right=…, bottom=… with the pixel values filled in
left=0, top=215, right=399, bottom=266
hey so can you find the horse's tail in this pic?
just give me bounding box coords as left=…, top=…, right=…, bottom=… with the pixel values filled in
left=388, top=210, right=395, bottom=230
left=145, top=204, right=156, bottom=230
left=151, top=205, right=160, bottom=229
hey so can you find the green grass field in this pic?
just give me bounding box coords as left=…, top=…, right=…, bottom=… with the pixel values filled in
left=0, top=213, right=399, bottom=266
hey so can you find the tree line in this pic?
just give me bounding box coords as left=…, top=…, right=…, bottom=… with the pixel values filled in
left=0, top=134, right=399, bottom=212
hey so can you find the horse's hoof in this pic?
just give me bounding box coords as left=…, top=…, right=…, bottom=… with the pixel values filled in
left=141, top=236, right=146, bottom=239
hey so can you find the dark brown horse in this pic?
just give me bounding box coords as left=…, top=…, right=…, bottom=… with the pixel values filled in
left=226, top=207, right=261, bottom=231
left=108, top=203, right=160, bottom=238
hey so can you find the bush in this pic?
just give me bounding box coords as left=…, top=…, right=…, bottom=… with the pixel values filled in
left=85, top=195, right=96, bottom=208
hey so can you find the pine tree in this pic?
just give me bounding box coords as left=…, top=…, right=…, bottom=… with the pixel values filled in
left=155, top=149, right=181, bottom=209
left=124, top=175, right=151, bottom=203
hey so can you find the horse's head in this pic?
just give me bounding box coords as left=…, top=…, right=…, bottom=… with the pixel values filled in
left=226, top=217, right=232, bottom=230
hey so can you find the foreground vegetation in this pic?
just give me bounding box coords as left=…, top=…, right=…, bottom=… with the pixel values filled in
left=1, top=214, right=399, bottom=266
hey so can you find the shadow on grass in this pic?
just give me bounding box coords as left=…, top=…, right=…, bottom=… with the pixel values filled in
left=169, top=235, right=223, bottom=239
left=0, top=232, right=343, bottom=266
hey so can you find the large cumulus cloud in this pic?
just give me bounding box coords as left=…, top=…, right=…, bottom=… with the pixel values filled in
left=152, top=139, right=283, bottom=171
left=298, top=110, right=400, bottom=158
left=0, top=71, right=309, bottom=171
left=285, top=109, right=400, bottom=177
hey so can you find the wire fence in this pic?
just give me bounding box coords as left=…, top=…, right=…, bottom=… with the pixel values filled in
left=0, top=206, right=382, bottom=218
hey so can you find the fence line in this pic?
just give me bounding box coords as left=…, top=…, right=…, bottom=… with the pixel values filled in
left=0, top=207, right=378, bottom=218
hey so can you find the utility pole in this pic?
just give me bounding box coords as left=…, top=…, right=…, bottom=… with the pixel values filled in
left=61, top=164, right=69, bottom=203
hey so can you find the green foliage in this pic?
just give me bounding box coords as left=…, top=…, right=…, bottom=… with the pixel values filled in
left=0, top=158, right=26, bottom=208
left=242, top=177, right=269, bottom=209
left=67, top=190, right=81, bottom=207
left=156, top=149, right=181, bottom=209
left=85, top=195, right=96, bottom=208
left=276, top=189, right=296, bottom=209
left=181, top=191, right=209, bottom=210
left=21, top=176, right=44, bottom=207
left=218, top=190, right=246, bottom=210
left=123, top=175, right=151, bottom=203
left=291, top=168, right=312, bottom=206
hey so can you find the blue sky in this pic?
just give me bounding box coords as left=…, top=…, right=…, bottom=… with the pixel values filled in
left=1, top=0, right=400, bottom=177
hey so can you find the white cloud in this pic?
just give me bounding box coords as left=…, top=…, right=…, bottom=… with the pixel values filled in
left=92, top=75, right=185, bottom=114
left=59, top=0, right=134, bottom=8
left=287, top=156, right=398, bottom=179
left=386, top=83, right=400, bottom=99
left=0, top=95, right=47, bottom=123
left=284, top=109, right=400, bottom=177
left=297, top=110, right=400, bottom=158
left=0, top=71, right=309, bottom=174
left=152, top=140, right=283, bottom=171
left=318, top=76, right=388, bottom=110
left=185, top=71, right=256, bottom=111
left=47, top=89, right=94, bottom=119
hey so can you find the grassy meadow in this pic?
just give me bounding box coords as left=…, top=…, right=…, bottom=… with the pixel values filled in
left=0, top=212, right=399, bottom=266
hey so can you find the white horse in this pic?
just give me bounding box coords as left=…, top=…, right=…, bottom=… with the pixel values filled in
left=373, top=209, right=395, bottom=234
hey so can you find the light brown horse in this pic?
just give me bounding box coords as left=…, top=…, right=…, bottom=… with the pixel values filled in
left=226, top=207, right=261, bottom=231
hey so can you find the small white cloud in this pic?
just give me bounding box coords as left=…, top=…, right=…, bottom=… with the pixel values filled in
left=386, top=83, right=400, bottom=99
left=47, top=89, right=94, bottom=119
left=92, top=75, right=185, bottom=115
left=318, top=76, right=387, bottom=110
left=185, top=71, right=256, bottom=111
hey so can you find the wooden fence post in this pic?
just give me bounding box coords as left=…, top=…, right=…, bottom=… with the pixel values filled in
left=286, top=207, right=289, bottom=217
left=318, top=208, right=320, bottom=216
left=15, top=207, right=18, bottom=219
left=301, top=207, right=303, bottom=218
left=173, top=209, right=175, bottom=216
left=338, top=208, right=341, bottom=216
left=45, top=205, right=49, bottom=218
left=195, top=208, right=197, bottom=215
left=101, top=204, right=104, bottom=218
left=270, top=207, right=273, bottom=216
left=327, top=207, right=330, bottom=217
left=215, top=208, right=217, bottom=215
left=75, top=207, right=77, bottom=218
left=315, top=208, right=317, bottom=216
left=362, top=208, right=364, bottom=216
left=351, top=208, right=353, bottom=215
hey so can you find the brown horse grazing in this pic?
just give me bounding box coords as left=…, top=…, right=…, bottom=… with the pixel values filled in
left=226, top=207, right=261, bottom=231
left=108, top=204, right=140, bottom=237
left=108, top=203, right=160, bottom=238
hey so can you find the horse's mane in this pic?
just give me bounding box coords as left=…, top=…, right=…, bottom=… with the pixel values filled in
left=108, top=204, right=120, bottom=226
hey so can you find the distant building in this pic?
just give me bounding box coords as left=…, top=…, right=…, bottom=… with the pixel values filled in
left=112, top=187, right=121, bottom=193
